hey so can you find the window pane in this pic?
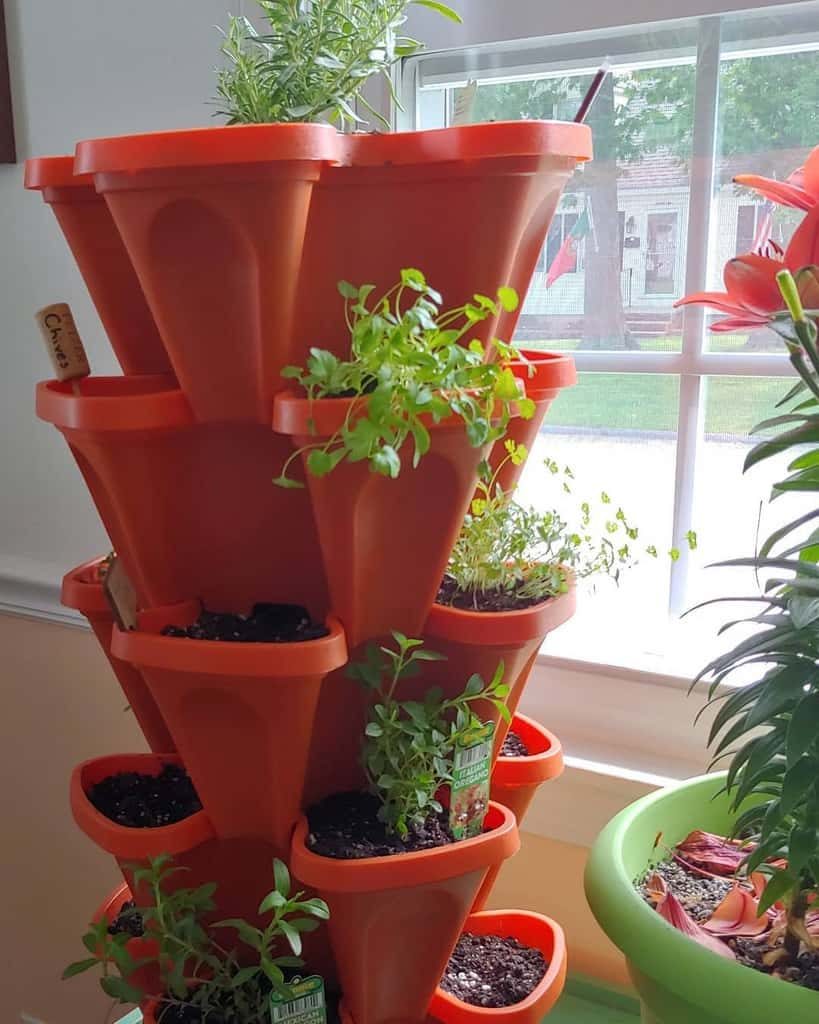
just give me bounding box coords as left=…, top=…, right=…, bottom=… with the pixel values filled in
left=515, top=373, right=679, bottom=665
left=706, top=44, right=819, bottom=353
left=419, top=60, right=697, bottom=354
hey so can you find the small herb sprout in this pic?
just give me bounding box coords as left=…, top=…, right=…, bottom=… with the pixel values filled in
left=348, top=631, right=511, bottom=838
left=64, top=855, right=330, bottom=1023
left=217, top=0, right=461, bottom=128
left=275, top=270, right=531, bottom=487
left=443, top=442, right=697, bottom=609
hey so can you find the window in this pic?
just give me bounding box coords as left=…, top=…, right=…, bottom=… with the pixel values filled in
left=399, top=4, right=819, bottom=673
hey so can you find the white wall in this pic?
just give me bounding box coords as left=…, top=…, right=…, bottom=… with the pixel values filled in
left=0, top=0, right=247, bottom=595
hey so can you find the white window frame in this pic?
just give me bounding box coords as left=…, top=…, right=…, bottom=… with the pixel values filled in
left=390, top=4, right=819, bottom=792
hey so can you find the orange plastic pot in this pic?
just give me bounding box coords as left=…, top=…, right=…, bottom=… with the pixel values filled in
left=24, top=156, right=170, bottom=376
left=291, top=802, right=520, bottom=1024
left=37, top=377, right=329, bottom=615
left=421, top=590, right=576, bottom=761
left=74, top=124, right=343, bottom=423
left=294, top=123, right=592, bottom=364
left=93, top=881, right=160, bottom=997
left=273, top=391, right=490, bottom=650
left=489, top=352, right=577, bottom=493
left=112, top=603, right=347, bottom=853
left=430, top=910, right=567, bottom=1024
left=61, top=558, right=175, bottom=753
left=473, top=714, right=564, bottom=911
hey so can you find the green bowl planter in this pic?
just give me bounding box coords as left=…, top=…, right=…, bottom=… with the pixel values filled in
left=585, top=772, right=817, bottom=1024
left=111, top=601, right=348, bottom=854
left=24, top=156, right=170, bottom=376
left=421, top=587, right=576, bottom=762
left=290, top=802, right=520, bottom=1024
left=61, top=558, right=175, bottom=753
left=37, top=376, right=329, bottom=616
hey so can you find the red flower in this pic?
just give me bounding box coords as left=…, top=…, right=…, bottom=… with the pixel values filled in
left=734, top=146, right=819, bottom=212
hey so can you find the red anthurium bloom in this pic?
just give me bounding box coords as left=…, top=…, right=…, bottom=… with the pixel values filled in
left=646, top=872, right=736, bottom=960
left=702, top=885, right=771, bottom=938
left=673, top=830, right=748, bottom=877
left=734, top=146, right=819, bottom=212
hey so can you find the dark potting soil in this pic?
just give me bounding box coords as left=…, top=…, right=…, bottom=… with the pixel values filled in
left=108, top=900, right=144, bottom=937
left=306, top=791, right=456, bottom=859
left=501, top=731, right=530, bottom=758
left=88, top=763, right=202, bottom=828
left=638, top=858, right=733, bottom=923
left=161, top=603, right=329, bottom=643
left=436, top=576, right=551, bottom=614
left=441, top=932, right=548, bottom=1008
left=733, top=937, right=819, bottom=992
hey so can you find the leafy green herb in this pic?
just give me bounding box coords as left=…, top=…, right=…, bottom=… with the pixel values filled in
left=63, top=855, right=329, bottom=1023
left=348, top=631, right=511, bottom=838
left=275, top=270, right=531, bottom=487
left=217, top=0, right=461, bottom=128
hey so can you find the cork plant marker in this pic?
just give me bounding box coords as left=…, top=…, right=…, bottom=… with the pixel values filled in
left=34, top=302, right=90, bottom=393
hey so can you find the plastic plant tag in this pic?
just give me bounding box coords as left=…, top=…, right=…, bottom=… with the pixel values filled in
left=34, top=303, right=90, bottom=382
left=269, top=975, right=327, bottom=1024
left=452, top=80, right=478, bottom=126
left=102, top=555, right=138, bottom=632
left=450, top=722, right=495, bottom=840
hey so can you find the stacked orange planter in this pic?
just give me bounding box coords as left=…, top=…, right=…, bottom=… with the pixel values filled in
left=28, top=117, right=590, bottom=1023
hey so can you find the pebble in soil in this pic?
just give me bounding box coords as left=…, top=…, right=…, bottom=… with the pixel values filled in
left=108, top=900, right=144, bottom=937
left=639, top=858, right=733, bottom=922
left=501, top=731, right=530, bottom=758
left=161, top=603, right=329, bottom=643
left=437, top=575, right=552, bottom=613
left=306, top=791, right=455, bottom=859
left=88, top=763, right=202, bottom=828
left=441, top=932, right=548, bottom=1008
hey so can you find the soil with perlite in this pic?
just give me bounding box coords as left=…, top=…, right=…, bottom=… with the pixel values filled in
left=437, top=576, right=553, bottom=613
left=161, top=603, right=329, bottom=643
left=500, top=731, right=530, bottom=757
left=88, top=763, right=202, bottom=827
left=639, top=859, right=819, bottom=991
left=441, top=932, right=548, bottom=1007
left=306, top=791, right=456, bottom=858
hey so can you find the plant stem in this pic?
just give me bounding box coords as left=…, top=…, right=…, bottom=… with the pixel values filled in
left=784, top=887, right=808, bottom=962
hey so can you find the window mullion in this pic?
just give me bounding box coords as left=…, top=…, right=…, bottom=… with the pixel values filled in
left=669, top=16, right=722, bottom=616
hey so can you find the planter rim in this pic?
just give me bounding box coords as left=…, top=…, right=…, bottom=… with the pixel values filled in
left=93, top=880, right=133, bottom=926
left=36, top=376, right=193, bottom=432
left=493, top=713, right=564, bottom=789
left=290, top=801, right=519, bottom=893
left=25, top=154, right=95, bottom=190
left=61, top=557, right=110, bottom=615
left=425, top=584, right=576, bottom=647
left=429, top=909, right=567, bottom=1024
left=585, top=771, right=818, bottom=1018
left=509, top=350, right=577, bottom=397
left=71, top=753, right=216, bottom=859
left=341, top=121, right=592, bottom=168
left=112, top=600, right=348, bottom=677
left=74, top=122, right=343, bottom=176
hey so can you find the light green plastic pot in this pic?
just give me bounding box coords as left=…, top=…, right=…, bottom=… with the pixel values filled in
left=585, top=773, right=817, bottom=1024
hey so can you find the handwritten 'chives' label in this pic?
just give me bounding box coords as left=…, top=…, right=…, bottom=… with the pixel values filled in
left=450, top=722, right=494, bottom=840
left=34, top=303, right=90, bottom=381
left=102, top=556, right=138, bottom=632
left=270, top=976, right=327, bottom=1024
left=452, top=80, right=478, bottom=126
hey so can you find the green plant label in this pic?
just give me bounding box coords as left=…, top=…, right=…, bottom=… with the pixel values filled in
left=450, top=722, right=495, bottom=840
left=269, top=976, right=327, bottom=1024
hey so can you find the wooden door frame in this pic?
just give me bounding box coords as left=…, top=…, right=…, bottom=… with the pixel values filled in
left=0, top=0, right=15, bottom=163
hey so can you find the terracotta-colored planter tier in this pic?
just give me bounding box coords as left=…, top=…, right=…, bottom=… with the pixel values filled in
left=37, top=376, right=329, bottom=615
left=24, top=156, right=170, bottom=376
left=295, top=123, right=592, bottom=365
left=73, top=752, right=283, bottom=927
left=291, top=802, right=520, bottom=1024
left=474, top=714, right=564, bottom=911
left=489, top=352, right=577, bottom=493
left=430, top=910, right=567, bottom=1024
left=93, top=881, right=160, bottom=997
left=112, top=603, right=347, bottom=853
left=273, top=391, right=492, bottom=650
left=61, top=558, right=175, bottom=753
left=421, top=589, right=576, bottom=761
left=74, top=124, right=344, bottom=423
